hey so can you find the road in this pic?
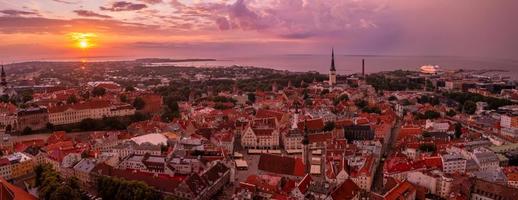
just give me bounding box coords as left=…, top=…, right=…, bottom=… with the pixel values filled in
left=371, top=119, right=402, bottom=192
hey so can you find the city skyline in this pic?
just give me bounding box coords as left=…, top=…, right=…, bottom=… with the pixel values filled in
left=1, top=0, right=518, bottom=61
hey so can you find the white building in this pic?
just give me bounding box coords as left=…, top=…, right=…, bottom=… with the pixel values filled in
left=48, top=100, right=135, bottom=126
left=440, top=153, right=466, bottom=174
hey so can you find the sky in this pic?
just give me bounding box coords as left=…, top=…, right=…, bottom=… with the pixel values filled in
left=0, top=0, right=517, bottom=61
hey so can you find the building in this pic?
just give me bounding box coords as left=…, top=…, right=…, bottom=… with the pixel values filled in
left=0, top=103, right=17, bottom=133
left=370, top=180, right=416, bottom=200
left=16, top=107, right=49, bottom=132
left=0, top=152, right=35, bottom=180
left=73, top=158, right=97, bottom=186
left=329, top=49, right=337, bottom=86
left=0, top=66, right=17, bottom=98
left=343, top=125, right=374, bottom=142
left=440, top=153, right=466, bottom=174
left=241, top=117, right=280, bottom=149
left=471, top=178, right=518, bottom=200
left=473, top=152, right=499, bottom=171
left=48, top=100, right=135, bottom=126
left=0, top=177, right=37, bottom=200
left=329, top=178, right=360, bottom=200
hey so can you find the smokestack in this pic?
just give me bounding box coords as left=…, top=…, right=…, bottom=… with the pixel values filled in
left=362, top=59, right=365, bottom=77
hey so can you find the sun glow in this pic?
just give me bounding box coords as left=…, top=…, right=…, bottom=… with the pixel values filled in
left=69, top=32, right=97, bottom=49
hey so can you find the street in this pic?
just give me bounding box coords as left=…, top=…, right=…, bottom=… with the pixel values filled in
left=371, top=119, right=402, bottom=192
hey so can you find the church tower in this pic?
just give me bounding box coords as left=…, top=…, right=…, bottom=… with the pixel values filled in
left=1, top=66, right=7, bottom=87
left=302, top=119, right=311, bottom=175
left=329, top=49, right=337, bottom=86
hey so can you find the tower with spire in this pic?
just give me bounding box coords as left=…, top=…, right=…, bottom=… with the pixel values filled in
left=302, top=119, right=311, bottom=175
left=0, top=65, right=16, bottom=98
left=1, top=66, right=7, bottom=87
left=329, top=48, right=337, bottom=86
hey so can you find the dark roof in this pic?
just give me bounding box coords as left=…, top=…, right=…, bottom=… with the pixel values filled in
left=330, top=178, right=360, bottom=200
left=184, top=173, right=208, bottom=194
left=201, top=162, right=229, bottom=184
left=258, top=154, right=305, bottom=177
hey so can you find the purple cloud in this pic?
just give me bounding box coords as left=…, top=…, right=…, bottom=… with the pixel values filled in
left=0, top=16, right=160, bottom=35
left=100, top=1, right=147, bottom=12
left=74, top=10, right=112, bottom=18
left=0, top=9, right=39, bottom=16
left=138, top=0, right=162, bottom=4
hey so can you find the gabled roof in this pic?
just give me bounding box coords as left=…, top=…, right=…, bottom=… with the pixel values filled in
left=297, top=174, right=312, bottom=194
left=255, top=109, right=284, bottom=121
left=297, top=118, right=325, bottom=132
left=330, top=178, right=360, bottom=200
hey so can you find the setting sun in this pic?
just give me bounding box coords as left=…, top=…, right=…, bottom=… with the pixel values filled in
left=69, top=32, right=96, bottom=49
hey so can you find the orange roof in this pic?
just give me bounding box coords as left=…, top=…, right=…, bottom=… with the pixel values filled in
left=48, top=100, right=112, bottom=113
left=508, top=172, right=518, bottom=182
left=384, top=181, right=416, bottom=200
left=0, top=177, right=37, bottom=200
left=330, top=178, right=360, bottom=200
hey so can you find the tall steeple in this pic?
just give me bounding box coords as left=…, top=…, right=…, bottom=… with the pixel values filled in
left=330, top=48, right=336, bottom=71
left=1, top=65, right=7, bottom=87
left=329, top=48, right=337, bottom=86
left=302, top=119, right=311, bottom=174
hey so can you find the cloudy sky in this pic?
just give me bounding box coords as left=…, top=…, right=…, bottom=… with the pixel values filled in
left=0, top=0, right=517, bottom=61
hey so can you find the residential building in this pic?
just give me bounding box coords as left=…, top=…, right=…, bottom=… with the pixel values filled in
left=441, top=153, right=466, bottom=174
left=16, top=107, right=49, bottom=132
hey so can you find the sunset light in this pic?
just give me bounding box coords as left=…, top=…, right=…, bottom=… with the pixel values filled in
left=69, top=32, right=96, bottom=49
left=0, top=1, right=518, bottom=199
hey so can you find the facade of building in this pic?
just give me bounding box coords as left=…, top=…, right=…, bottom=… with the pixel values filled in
left=48, top=100, right=135, bottom=125
left=16, top=107, right=49, bottom=132
left=441, top=153, right=466, bottom=174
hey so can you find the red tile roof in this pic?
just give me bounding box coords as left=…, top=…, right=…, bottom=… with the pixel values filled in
left=256, top=109, right=284, bottom=121
left=258, top=154, right=305, bottom=177
left=330, top=178, right=360, bottom=200
left=297, top=174, right=312, bottom=194
left=384, top=181, right=416, bottom=200
left=297, top=118, right=324, bottom=132
left=0, top=177, right=37, bottom=200
left=48, top=100, right=112, bottom=113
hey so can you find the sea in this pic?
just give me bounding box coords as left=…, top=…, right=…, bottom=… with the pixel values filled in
left=164, top=55, right=518, bottom=80
left=32, top=54, right=518, bottom=80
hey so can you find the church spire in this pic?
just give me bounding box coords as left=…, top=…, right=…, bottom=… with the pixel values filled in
left=1, top=65, right=6, bottom=86
left=330, top=48, right=336, bottom=71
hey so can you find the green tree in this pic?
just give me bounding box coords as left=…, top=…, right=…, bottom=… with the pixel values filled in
left=333, top=94, right=349, bottom=105
left=21, top=91, right=33, bottom=103
left=133, top=97, right=146, bottom=110
left=50, top=185, right=81, bottom=200
left=424, top=110, right=441, bottom=119
left=92, top=87, right=106, bottom=97
left=67, top=95, right=78, bottom=104
left=0, top=95, right=8, bottom=103
left=22, top=127, right=32, bottom=135
left=355, top=100, right=368, bottom=109
left=125, top=85, right=135, bottom=92
left=120, top=94, right=128, bottom=103
left=463, top=100, right=477, bottom=115
left=46, top=122, right=54, bottom=131
left=247, top=93, right=256, bottom=103
left=320, top=89, right=329, bottom=96
left=446, top=109, right=457, bottom=117
left=323, top=121, right=336, bottom=132
left=79, top=118, right=100, bottom=131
